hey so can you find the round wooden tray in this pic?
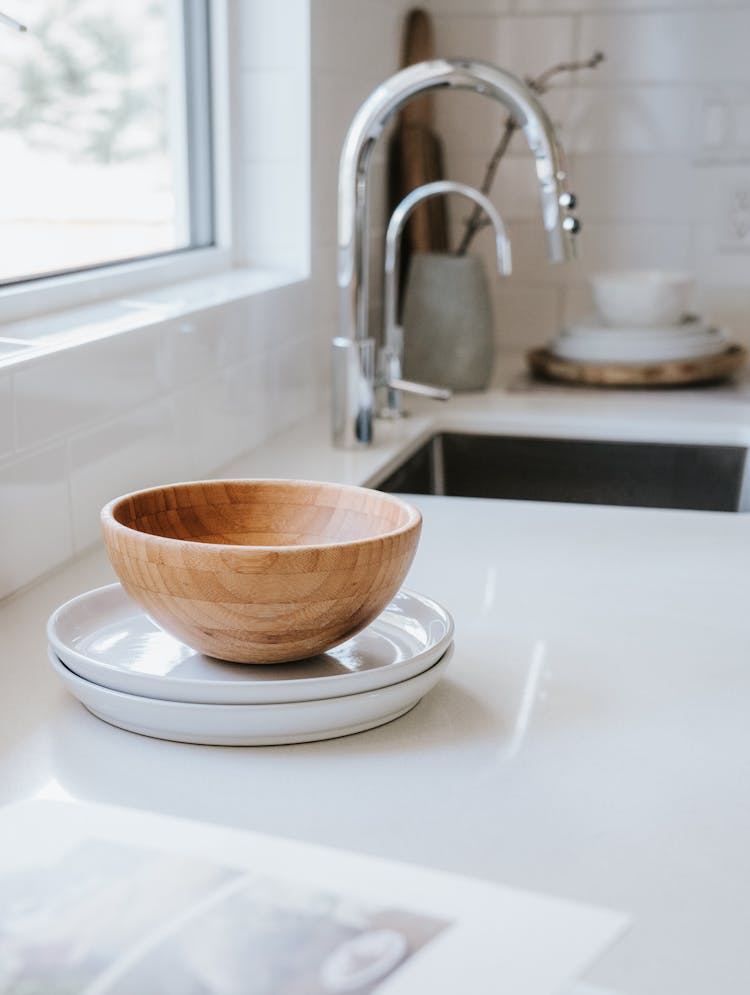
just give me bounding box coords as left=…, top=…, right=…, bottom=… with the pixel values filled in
left=527, top=344, right=748, bottom=388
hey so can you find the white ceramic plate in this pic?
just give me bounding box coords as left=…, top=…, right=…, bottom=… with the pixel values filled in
left=47, top=644, right=454, bottom=746
left=47, top=583, right=454, bottom=705
left=566, top=314, right=709, bottom=338
left=551, top=323, right=728, bottom=364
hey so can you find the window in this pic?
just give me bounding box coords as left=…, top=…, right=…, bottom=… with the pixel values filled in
left=0, top=0, right=213, bottom=287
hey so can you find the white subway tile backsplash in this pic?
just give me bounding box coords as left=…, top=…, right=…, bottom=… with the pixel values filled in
left=311, top=148, right=340, bottom=251
left=466, top=216, right=694, bottom=297
left=485, top=214, right=699, bottom=340
left=68, top=402, right=189, bottom=553
left=430, top=0, right=511, bottom=12
left=312, top=0, right=402, bottom=76
left=513, top=0, right=745, bottom=10
left=175, top=356, right=276, bottom=477
left=693, top=222, right=750, bottom=288
left=489, top=282, right=561, bottom=353
left=13, top=330, right=165, bottom=452
left=570, top=154, right=699, bottom=224
left=0, top=445, right=73, bottom=599
left=442, top=150, right=550, bottom=224
left=561, top=282, right=595, bottom=326
left=311, top=246, right=338, bottom=340
left=312, top=72, right=383, bottom=180
left=694, top=285, right=750, bottom=345
left=156, top=314, right=225, bottom=388
left=156, top=299, right=276, bottom=386
left=579, top=10, right=750, bottom=85
left=212, top=298, right=272, bottom=369
left=275, top=334, right=318, bottom=434
left=571, top=221, right=695, bottom=276
left=561, top=86, right=699, bottom=155
left=435, top=86, right=575, bottom=158
left=433, top=14, right=575, bottom=78
left=0, top=376, right=12, bottom=458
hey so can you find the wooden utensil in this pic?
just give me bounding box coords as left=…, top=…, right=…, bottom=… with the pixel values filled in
left=389, top=7, right=448, bottom=287
left=101, top=480, right=421, bottom=664
left=400, top=8, right=435, bottom=128
left=527, top=344, right=748, bottom=387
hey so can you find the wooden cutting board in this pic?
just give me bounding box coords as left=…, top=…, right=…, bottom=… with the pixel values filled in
left=388, top=8, right=448, bottom=271
left=527, top=345, right=748, bottom=387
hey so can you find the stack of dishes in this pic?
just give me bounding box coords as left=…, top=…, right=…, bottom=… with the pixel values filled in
left=550, top=270, right=729, bottom=365
left=46, top=584, right=454, bottom=746
left=550, top=314, right=728, bottom=365
left=46, top=480, right=455, bottom=746
left=531, top=270, right=747, bottom=387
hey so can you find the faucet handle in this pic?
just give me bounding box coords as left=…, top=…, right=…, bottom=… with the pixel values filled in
left=375, top=345, right=451, bottom=419
left=387, top=377, right=452, bottom=401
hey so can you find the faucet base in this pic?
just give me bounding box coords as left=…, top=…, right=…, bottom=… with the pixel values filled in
left=331, top=337, right=375, bottom=449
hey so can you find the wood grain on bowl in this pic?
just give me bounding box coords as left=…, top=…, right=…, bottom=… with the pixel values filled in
left=101, top=480, right=421, bottom=664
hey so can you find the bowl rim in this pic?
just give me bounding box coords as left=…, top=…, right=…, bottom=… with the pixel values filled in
left=100, top=478, right=422, bottom=554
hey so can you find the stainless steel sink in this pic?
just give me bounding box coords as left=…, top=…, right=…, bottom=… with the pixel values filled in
left=375, top=432, right=747, bottom=512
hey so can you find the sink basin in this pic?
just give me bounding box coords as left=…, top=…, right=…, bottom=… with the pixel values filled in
left=376, top=432, right=747, bottom=512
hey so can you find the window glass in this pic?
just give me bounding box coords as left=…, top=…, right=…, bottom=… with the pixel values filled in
left=0, top=0, right=212, bottom=285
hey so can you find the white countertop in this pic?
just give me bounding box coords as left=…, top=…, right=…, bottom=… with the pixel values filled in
left=2, top=379, right=750, bottom=994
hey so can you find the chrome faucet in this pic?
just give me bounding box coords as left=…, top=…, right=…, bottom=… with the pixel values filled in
left=378, top=180, right=512, bottom=420
left=332, top=57, right=579, bottom=449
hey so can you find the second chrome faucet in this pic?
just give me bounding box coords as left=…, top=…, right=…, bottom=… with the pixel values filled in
left=378, top=180, right=512, bottom=420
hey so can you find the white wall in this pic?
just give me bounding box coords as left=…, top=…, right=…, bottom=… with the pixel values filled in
left=0, top=0, right=412, bottom=600
left=424, top=0, right=750, bottom=358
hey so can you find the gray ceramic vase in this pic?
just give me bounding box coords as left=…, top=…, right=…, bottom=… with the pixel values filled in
left=402, top=252, right=495, bottom=391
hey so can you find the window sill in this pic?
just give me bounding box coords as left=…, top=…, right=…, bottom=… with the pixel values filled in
left=0, top=265, right=307, bottom=373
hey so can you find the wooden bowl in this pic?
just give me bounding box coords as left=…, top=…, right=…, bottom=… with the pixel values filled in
left=100, top=479, right=421, bottom=664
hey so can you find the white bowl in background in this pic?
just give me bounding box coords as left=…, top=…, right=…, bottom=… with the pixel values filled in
left=591, top=270, right=694, bottom=327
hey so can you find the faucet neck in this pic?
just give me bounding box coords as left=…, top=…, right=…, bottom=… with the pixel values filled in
left=383, top=180, right=512, bottom=364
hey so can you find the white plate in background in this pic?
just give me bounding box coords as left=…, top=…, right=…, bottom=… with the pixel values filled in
left=551, top=321, right=728, bottom=364
left=565, top=314, right=709, bottom=338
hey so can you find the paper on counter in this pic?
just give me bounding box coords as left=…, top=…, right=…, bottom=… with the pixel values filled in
left=0, top=800, right=629, bottom=995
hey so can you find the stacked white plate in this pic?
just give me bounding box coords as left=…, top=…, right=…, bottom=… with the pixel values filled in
left=550, top=315, right=728, bottom=365
left=47, top=583, right=455, bottom=746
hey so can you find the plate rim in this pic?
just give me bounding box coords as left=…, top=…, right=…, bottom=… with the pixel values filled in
left=47, top=643, right=454, bottom=714
left=47, top=644, right=453, bottom=745
left=47, top=582, right=455, bottom=704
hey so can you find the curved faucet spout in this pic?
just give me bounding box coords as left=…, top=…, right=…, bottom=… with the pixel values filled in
left=379, top=180, right=511, bottom=422
left=338, top=58, right=577, bottom=347
left=384, top=180, right=511, bottom=351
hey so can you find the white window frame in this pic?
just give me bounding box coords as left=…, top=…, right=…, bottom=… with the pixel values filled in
left=0, top=0, right=233, bottom=326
